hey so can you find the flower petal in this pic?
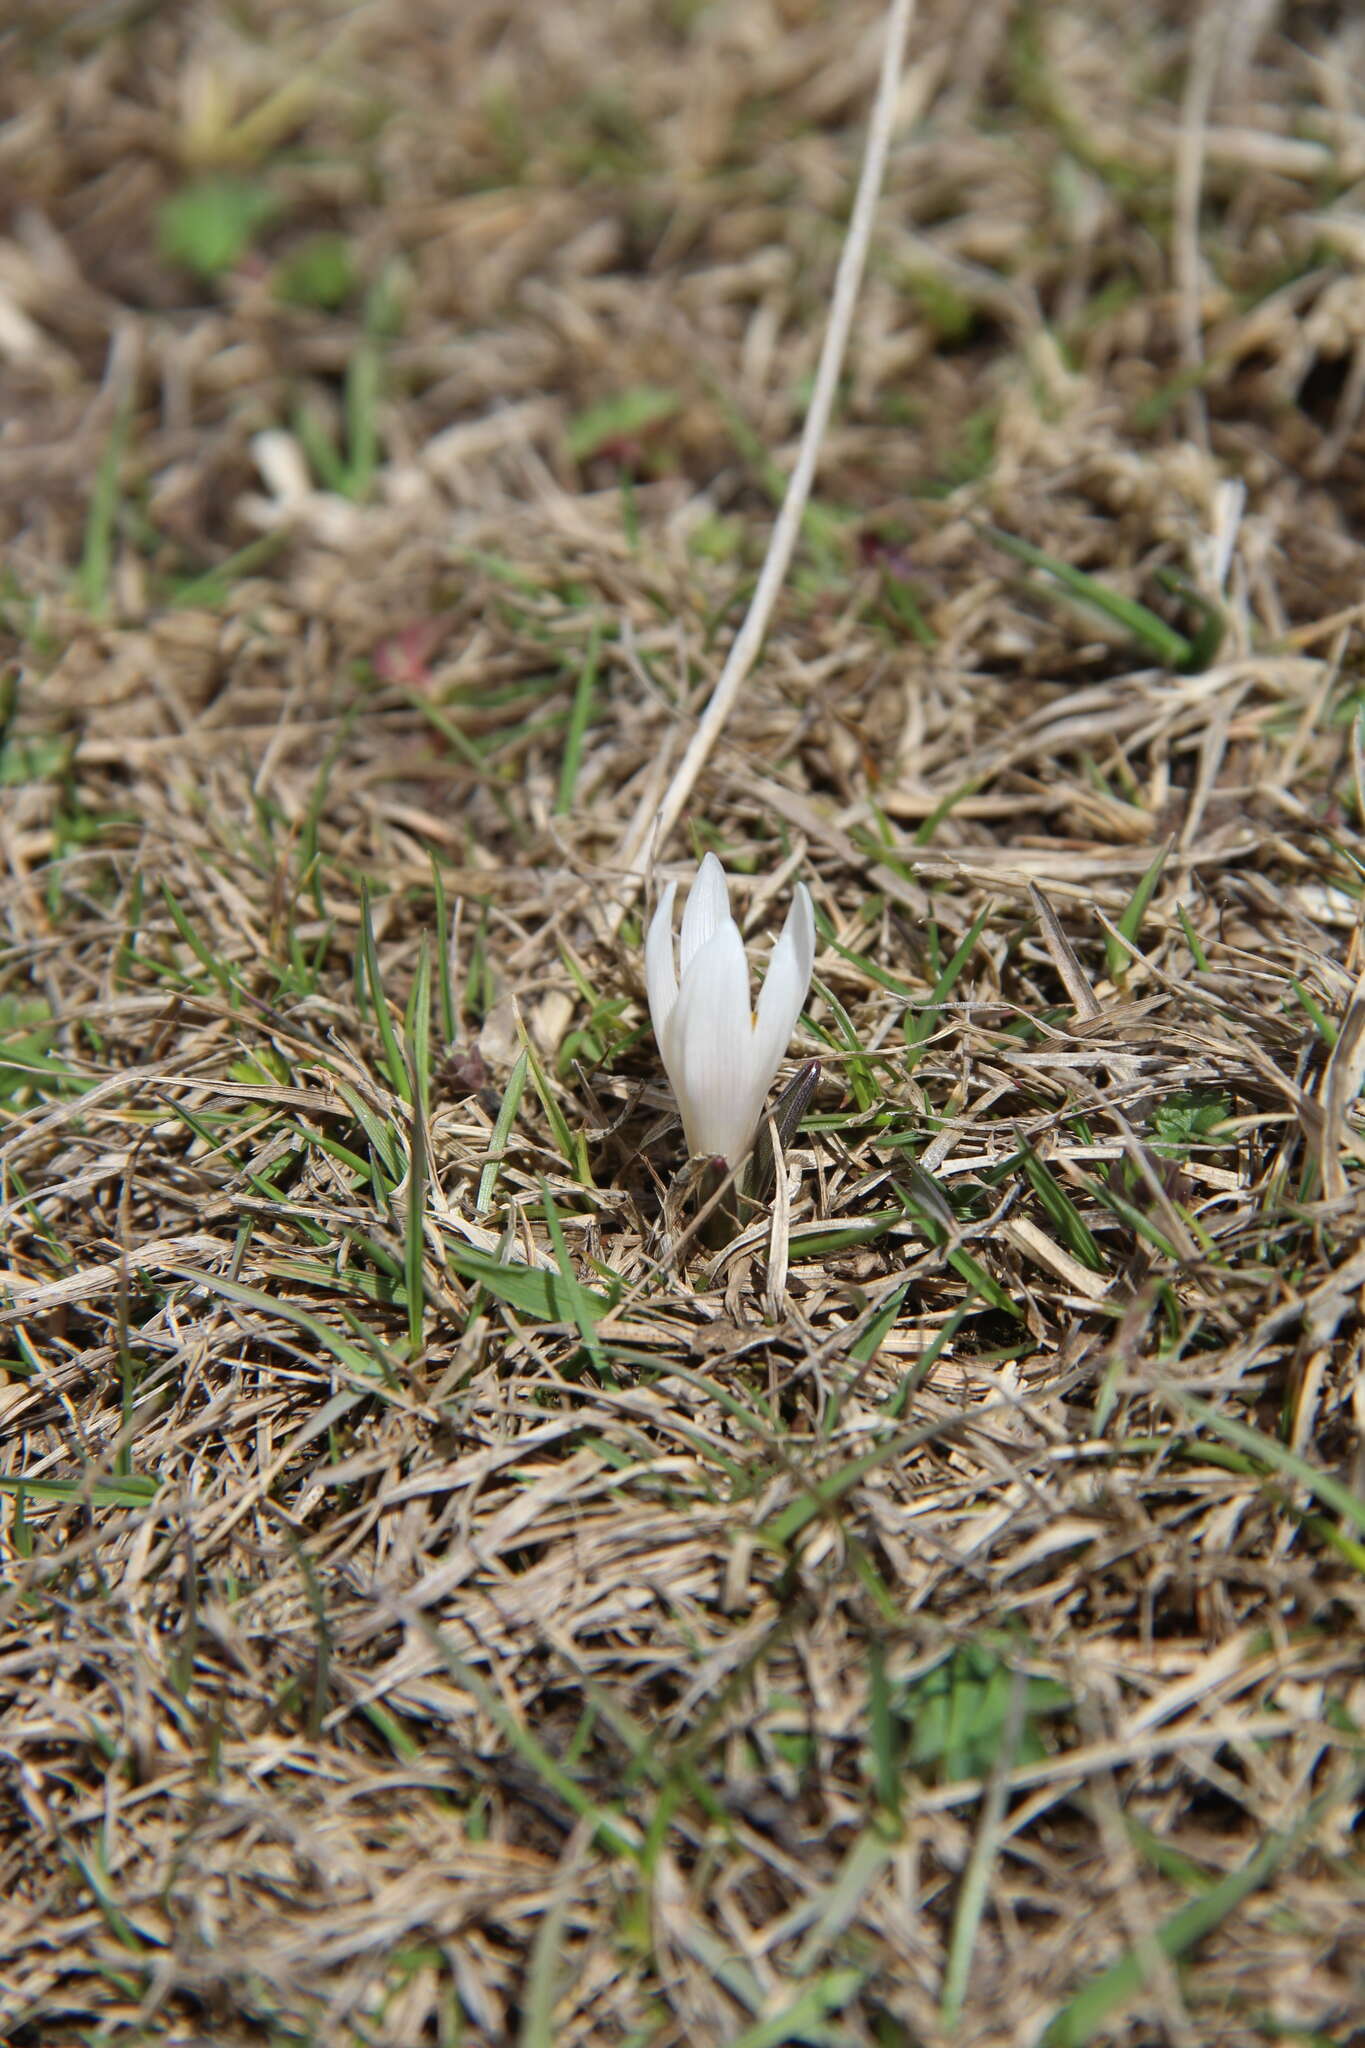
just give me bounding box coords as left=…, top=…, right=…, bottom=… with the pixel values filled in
left=644, top=879, right=679, bottom=1043
left=668, top=919, right=754, bottom=1161
left=746, top=881, right=815, bottom=1133
left=678, top=851, right=732, bottom=974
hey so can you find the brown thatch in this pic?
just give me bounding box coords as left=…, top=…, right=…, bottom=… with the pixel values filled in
left=2, top=2, right=1362, bottom=2043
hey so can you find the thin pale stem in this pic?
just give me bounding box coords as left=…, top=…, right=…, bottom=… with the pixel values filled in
left=609, top=0, right=919, bottom=924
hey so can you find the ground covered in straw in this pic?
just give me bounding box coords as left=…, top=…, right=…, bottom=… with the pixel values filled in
left=2, top=1, right=1364, bottom=2043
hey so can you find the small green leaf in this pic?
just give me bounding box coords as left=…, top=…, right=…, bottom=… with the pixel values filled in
left=1149, top=1089, right=1232, bottom=1159
left=158, top=178, right=282, bottom=278
left=0, top=733, right=73, bottom=786
left=898, top=1642, right=1070, bottom=1784
left=272, top=232, right=356, bottom=308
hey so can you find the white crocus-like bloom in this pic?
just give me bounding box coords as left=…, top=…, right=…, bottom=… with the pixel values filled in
left=646, top=853, right=815, bottom=1166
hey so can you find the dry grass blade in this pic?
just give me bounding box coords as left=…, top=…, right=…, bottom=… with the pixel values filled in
left=615, top=0, right=919, bottom=895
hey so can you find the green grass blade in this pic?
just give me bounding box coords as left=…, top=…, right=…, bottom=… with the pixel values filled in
left=982, top=524, right=1195, bottom=669
left=866, top=1640, right=899, bottom=1817
left=293, top=399, right=348, bottom=493
left=269, top=1256, right=402, bottom=1308
left=77, top=394, right=131, bottom=614
left=555, top=618, right=601, bottom=815
left=1165, top=1388, right=1365, bottom=1538
left=724, top=1969, right=864, bottom=2048
left=1105, top=840, right=1170, bottom=983
left=405, top=931, right=433, bottom=1119
left=404, top=1056, right=428, bottom=1354
left=440, top=1238, right=616, bottom=1325
left=476, top=1048, right=529, bottom=1216
left=813, top=908, right=919, bottom=1003
left=913, top=775, right=982, bottom=847
left=1017, top=1143, right=1107, bottom=1272
left=883, top=1292, right=977, bottom=1418
left=905, top=905, right=991, bottom=1064
left=430, top=854, right=456, bottom=1045
left=785, top=1210, right=913, bottom=1258
left=539, top=1178, right=606, bottom=1375
left=1068, top=1166, right=1182, bottom=1263
left=810, top=975, right=878, bottom=1112
left=161, top=884, right=237, bottom=998
left=0, top=1473, right=160, bottom=1506
left=62, top=1843, right=147, bottom=1953
left=518, top=1827, right=589, bottom=2048
left=762, top=1416, right=962, bottom=1551
left=344, top=335, right=381, bottom=500
left=168, top=530, right=287, bottom=608
left=359, top=882, right=410, bottom=1102
left=173, top=1268, right=402, bottom=1386
left=394, top=689, right=525, bottom=842
left=1153, top=565, right=1225, bottom=668
left=941, top=1669, right=1028, bottom=2028
left=849, top=1277, right=912, bottom=1367
left=1176, top=900, right=1209, bottom=972
left=895, top=1165, right=1022, bottom=1318
left=414, top=1612, right=638, bottom=1859
left=1290, top=979, right=1336, bottom=1047
left=332, top=1077, right=405, bottom=1184
left=1040, top=1808, right=1336, bottom=2046
left=521, top=1024, right=591, bottom=1183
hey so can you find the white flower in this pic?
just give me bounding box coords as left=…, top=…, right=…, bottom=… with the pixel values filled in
left=646, top=852, right=815, bottom=1166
